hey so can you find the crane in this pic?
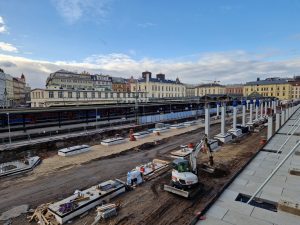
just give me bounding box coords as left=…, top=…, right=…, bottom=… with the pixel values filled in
left=202, top=79, right=220, bottom=84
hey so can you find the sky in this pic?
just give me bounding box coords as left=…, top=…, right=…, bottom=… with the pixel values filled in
left=0, top=0, right=300, bottom=88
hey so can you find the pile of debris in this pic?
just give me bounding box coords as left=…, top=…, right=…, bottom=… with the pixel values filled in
left=28, top=203, right=59, bottom=225
left=91, top=203, right=120, bottom=225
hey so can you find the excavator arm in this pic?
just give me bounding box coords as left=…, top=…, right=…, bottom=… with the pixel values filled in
left=189, top=136, right=206, bottom=174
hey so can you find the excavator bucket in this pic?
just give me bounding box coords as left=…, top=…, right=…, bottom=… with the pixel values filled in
left=163, top=184, right=190, bottom=198
left=164, top=183, right=203, bottom=199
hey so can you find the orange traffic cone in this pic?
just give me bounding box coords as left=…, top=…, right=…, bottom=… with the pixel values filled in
left=129, top=128, right=136, bottom=141
left=188, top=143, right=195, bottom=148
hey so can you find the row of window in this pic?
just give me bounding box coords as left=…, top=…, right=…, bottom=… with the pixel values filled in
left=32, top=91, right=44, bottom=99
left=152, top=93, right=184, bottom=98
left=260, top=92, right=286, bottom=97
left=151, top=85, right=183, bottom=92
left=226, top=89, right=243, bottom=93
left=49, top=91, right=144, bottom=99
left=59, top=84, right=93, bottom=89
left=59, top=79, right=93, bottom=84
left=197, top=89, right=225, bottom=95
left=245, top=86, right=287, bottom=92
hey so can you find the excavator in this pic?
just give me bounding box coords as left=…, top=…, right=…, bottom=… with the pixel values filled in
left=164, top=135, right=214, bottom=198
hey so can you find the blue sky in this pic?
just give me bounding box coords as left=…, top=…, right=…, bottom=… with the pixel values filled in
left=0, top=0, right=300, bottom=87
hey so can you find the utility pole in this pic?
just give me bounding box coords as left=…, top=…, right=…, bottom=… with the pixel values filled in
left=135, top=79, right=139, bottom=125
left=4, top=88, right=7, bottom=109
left=7, top=112, right=11, bottom=144
left=76, top=90, right=79, bottom=107
left=95, top=108, right=98, bottom=130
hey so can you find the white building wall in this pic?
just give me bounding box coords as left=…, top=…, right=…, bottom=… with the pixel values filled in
left=30, top=89, right=148, bottom=107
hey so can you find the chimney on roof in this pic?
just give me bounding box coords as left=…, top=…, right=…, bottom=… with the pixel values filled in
left=142, top=71, right=151, bottom=82
left=156, top=73, right=165, bottom=81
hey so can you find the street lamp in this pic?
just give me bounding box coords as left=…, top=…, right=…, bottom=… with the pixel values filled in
left=135, top=79, right=139, bottom=125
left=76, top=90, right=79, bottom=107
left=7, top=112, right=11, bottom=144
left=4, top=88, right=7, bottom=109
left=95, top=108, right=98, bottom=130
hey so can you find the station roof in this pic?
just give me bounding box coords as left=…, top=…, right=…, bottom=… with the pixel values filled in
left=0, top=101, right=207, bottom=115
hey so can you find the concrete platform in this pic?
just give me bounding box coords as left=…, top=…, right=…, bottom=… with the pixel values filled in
left=133, top=131, right=150, bottom=139
left=208, top=139, right=220, bottom=152
left=228, top=128, right=243, bottom=137
left=101, top=137, right=126, bottom=146
left=170, top=147, right=193, bottom=158
left=48, top=179, right=126, bottom=224
left=214, top=133, right=232, bottom=143
left=0, top=156, right=41, bottom=177
left=197, top=106, right=300, bottom=225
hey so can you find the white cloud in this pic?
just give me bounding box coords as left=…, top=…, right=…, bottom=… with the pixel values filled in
left=0, top=51, right=300, bottom=89
left=0, top=42, right=18, bottom=52
left=0, top=16, right=7, bottom=33
left=52, top=0, right=112, bottom=24
left=128, top=49, right=136, bottom=56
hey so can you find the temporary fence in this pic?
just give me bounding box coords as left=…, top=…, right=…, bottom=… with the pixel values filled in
left=138, top=109, right=204, bottom=124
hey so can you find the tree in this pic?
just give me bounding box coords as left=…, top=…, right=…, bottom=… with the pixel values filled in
left=0, top=68, right=4, bottom=73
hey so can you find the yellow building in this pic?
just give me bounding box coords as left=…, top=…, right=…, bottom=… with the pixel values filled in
left=243, top=78, right=292, bottom=100
left=290, top=80, right=300, bottom=100
left=194, top=83, right=225, bottom=96
left=131, top=72, right=186, bottom=99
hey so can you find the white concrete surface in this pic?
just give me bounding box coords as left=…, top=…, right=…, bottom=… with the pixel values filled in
left=197, top=106, right=300, bottom=225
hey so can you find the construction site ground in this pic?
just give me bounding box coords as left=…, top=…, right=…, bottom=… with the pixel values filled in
left=0, top=119, right=266, bottom=225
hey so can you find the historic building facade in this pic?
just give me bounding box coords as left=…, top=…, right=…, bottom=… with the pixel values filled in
left=243, top=78, right=292, bottom=100
left=130, top=71, right=186, bottom=99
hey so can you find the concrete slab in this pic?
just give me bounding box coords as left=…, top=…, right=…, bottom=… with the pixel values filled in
left=259, top=191, right=282, bottom=203
left=214, top=200, right=254, bottom=216
left=223, top=210, right=274, bottom=225
left=196, top=216, right=233, bottom=225
left=229, top=183, right=263, bottom=197
left=232, top=178, right=248, bottom=186
left=251, top=207, right=300, bottom=225
left=282, top=189, right=300, bottom=202
left=285, top=175, right=300, bottom=186
left=195, top=107, right=300, bottom=225
left=206, top=205, right=228, bottom=219
left=219, top=190, right=239, bottom=202
left=241, top=169, right=255, bottom=176
left=251, top=168, right=273, bottom=178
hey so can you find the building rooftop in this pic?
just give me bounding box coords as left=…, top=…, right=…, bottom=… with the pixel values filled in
left=112, top=77, right=127, bottom=83
left=184, top=83, right=198, bottom=88
left=138, top=77, right=182, bottom=84
left=197, top=106, right=300, bottom=225
left=196, top=83, right=225, bottom=88
left=246, top=78, right=289, bottom=86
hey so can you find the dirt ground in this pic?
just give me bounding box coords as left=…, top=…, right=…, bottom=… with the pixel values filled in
left=80, top=131, right=265, bottom=225
left=3, top=122, right=266, bottom=225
